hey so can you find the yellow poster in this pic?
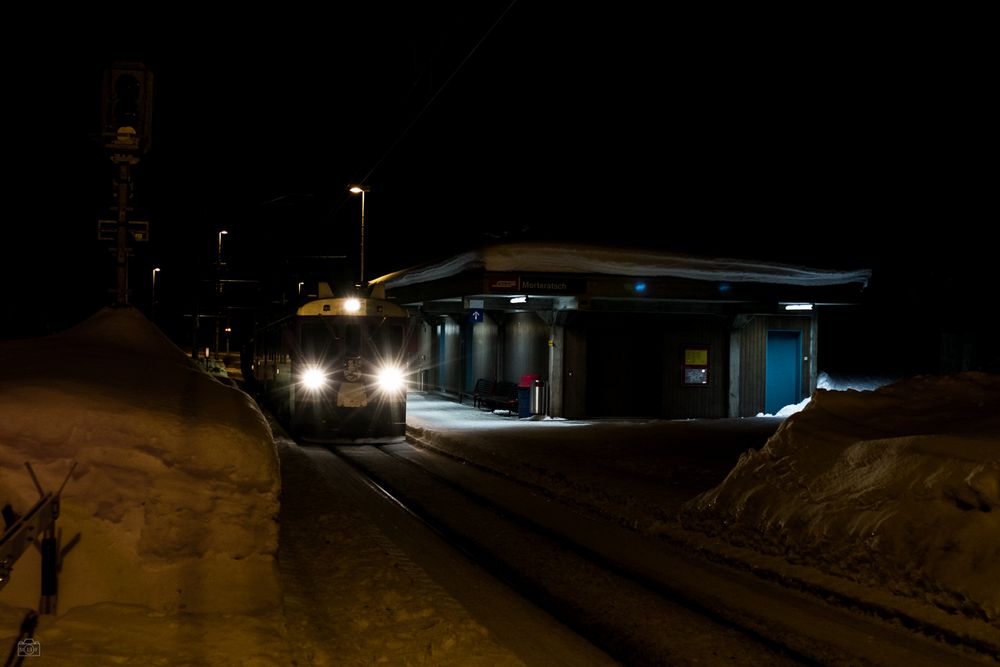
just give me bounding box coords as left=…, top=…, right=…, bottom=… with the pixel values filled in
left=684, top=348, right=708, bottom=366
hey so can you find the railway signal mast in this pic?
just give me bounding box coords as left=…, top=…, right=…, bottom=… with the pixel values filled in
left=101, top=62, right=153, bottom=306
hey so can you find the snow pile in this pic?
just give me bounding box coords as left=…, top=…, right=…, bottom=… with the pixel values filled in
left=372, top=242, right=871, bottom=289
left=817, top=371, right=900, bottom=392
left=1, top=308, right=284, bottom=659
left=682, top=372, right=1000, bottom=625
left=755, top=396, right=812, bottom=418
left=756, top=372, right=903, bottom=416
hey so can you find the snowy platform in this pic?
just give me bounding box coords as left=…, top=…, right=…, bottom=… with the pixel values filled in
left=406, top=387, right=1000, bottom=654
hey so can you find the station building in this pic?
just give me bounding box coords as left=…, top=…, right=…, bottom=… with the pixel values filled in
left=371, top=243, right=871, bottom=419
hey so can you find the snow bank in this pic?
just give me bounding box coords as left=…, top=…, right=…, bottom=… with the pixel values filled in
left=755, top=372, right=903, bottom=416
left=817, top=370, right=900, bottom=392
left=0, top=308, right=281, bottom=617
left=681, top=372, right=1000, bottom=625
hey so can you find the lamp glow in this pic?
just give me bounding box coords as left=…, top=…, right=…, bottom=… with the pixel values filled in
left=509, top=296, right=527, bottom=304
left=301, top=367, right=328, bottom=390
left=376, top=365, right=405, bottom=392
left=784, top=303, right=813, bottom=311
left=344, top=298, right=361, bottom=312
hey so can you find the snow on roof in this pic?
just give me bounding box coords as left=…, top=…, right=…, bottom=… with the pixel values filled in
left=371, top=242, right=872, bottom=289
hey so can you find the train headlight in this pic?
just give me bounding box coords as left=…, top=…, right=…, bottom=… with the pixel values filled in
left=301, top=367, right=328, bottom=391
left=375, top=365, right=405, bottom=393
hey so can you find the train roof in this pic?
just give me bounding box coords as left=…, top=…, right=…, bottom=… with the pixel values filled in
left=296, top=297, right=408, bottom=318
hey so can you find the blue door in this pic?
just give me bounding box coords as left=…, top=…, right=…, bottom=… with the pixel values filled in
left=765, top=330, right=801, bottom=414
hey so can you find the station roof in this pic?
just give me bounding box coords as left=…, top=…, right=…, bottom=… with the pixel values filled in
left=370, top=242, right=871, bottom=315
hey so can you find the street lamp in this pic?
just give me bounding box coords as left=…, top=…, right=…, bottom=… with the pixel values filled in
left=152, top=267, right=160, bottom=309
left=217, top=230, right=228, bottom=263
left=348, top=185, right=369, bottom=286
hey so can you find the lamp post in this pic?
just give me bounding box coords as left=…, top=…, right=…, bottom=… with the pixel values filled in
left=215, top=230, right=228, bottom=359
left=152, top=267, right=160, bottom=310
left=348, top=185, right=369, bottom=286
left=217, top=230, right=228, bottom=263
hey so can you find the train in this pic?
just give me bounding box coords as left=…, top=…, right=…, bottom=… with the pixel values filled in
left=243, top=285, right=411, bottom=443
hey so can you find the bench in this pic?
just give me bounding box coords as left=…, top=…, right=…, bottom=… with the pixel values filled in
left=478, top=380, right=519, bottom=412
left=471, top=378, right=495, bottom=409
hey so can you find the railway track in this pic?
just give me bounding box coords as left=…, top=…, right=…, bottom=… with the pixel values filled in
left=330, top=439, right=997, bottom=666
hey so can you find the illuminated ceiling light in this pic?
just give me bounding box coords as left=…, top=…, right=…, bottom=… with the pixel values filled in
left=510, top=296, right=527, bottom=304
left=784, top=303, right=813, bottom=311
left=344, top=298, right=361, bottom=312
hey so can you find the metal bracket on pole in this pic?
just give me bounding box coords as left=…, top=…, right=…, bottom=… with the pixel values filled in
left=0, top=462, right=76, bottom=615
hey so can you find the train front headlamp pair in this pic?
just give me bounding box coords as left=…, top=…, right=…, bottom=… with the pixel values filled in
left=300, top=364, right=405, bottom=393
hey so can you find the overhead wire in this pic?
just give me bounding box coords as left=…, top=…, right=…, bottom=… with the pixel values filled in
left=330, top=0, right=519, bottom=216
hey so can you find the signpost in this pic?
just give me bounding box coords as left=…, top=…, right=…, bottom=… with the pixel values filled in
left=98, top=220, right=148, bottom=243
left=101, top=61, right=153, bottom=306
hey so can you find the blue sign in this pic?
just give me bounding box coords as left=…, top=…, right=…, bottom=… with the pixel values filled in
left=469, top=308, right=484, bottom=324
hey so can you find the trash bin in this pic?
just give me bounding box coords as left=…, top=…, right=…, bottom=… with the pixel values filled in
left=517, top=386, right=531, bottom=418
left=530, top=379, right=546, bottom=415
left=518, top=373, right=539, bottom=418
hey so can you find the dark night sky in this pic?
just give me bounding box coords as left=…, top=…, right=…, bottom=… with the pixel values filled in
left=1, top=5, right=994, bottom=370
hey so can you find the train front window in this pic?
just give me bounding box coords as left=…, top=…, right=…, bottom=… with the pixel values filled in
left=374, top=324, right=403, bottom=358
left=301, top=321, right=336, bottom=362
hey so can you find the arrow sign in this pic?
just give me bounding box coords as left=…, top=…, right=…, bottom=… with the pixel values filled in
left=469, top=308, right=484, bottom=324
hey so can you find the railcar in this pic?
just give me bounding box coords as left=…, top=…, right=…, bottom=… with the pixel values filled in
left=244, top=290, right=410, bottom=442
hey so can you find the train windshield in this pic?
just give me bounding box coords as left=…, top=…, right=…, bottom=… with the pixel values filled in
left=299, top=319, right=403, bottom=364
left=300, top=321, right=336, bottom=361
left=345, top=324, right=362, bottom=357
left=372, top=323, right=404, bottom=358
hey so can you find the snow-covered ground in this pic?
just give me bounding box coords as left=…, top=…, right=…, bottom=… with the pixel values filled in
left=406, top=396, right=782, bottom=538
left=407, top=379, right=1000, bottom=639
left=0, top=309, right=553, bottom=664
left=277, top=440, right=530, bottom=666
left=683, top=372, right=1000, bottom=627
left=4, top=307, right=997, bottom=662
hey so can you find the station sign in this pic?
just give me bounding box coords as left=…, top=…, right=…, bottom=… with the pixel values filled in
left=97, top=220, right=149, bottom=242
left=487, top=274, right=585, bottom=295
